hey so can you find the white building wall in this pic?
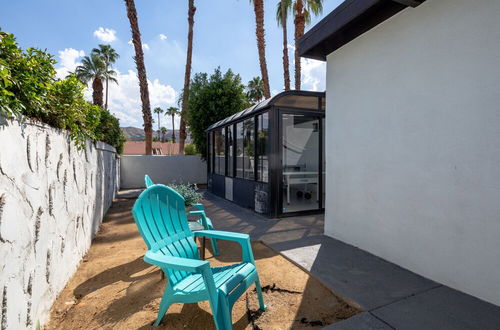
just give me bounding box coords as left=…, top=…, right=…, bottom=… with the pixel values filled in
left=0, top=116, right=119, bottom=328
left=120, top=155, right=207, bottom=188
left=325, top=0, right=500, bottom=306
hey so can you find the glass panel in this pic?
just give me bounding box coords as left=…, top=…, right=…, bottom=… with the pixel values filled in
left=236, top=122, right=244, bottom=178
left=214, top=128, right=225, bottom=175
left=281, top=113, right=320, bottom=213
left=243, top=118, right=255, bottom=180
left=227, top=125, right=234, bottom=177
left=257, top=112, right=269, bottom=182
left=274, top=95, right=319, bottom=110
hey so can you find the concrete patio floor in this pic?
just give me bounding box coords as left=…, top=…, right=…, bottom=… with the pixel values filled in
left=189, top=191, right=500, bottom=330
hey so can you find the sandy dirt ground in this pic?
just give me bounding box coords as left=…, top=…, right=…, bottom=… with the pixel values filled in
left=45, top=198, right=358, bottom=329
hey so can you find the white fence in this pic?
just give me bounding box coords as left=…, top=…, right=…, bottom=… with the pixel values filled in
left=120, top=155, right=207, bottom=189
left=0, top=116, right=119, bottom=329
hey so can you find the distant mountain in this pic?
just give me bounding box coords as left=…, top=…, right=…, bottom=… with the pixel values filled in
left=121, top=126, right=190, bottom=142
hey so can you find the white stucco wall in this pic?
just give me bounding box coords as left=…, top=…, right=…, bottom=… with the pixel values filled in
left=325, top=0, right=500, bottom=306
left=120, top=155, right=207, bottom=188
left=0, top=116, right=119, bottom=329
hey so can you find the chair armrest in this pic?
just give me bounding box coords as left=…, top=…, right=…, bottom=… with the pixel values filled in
left=144, top=250, right=209, bottom=273
left=188, top=210, right=209, bottom=228
left=194, top=230, right=255, bottom=263
left=193, top=203, right=205, bottom=211
left=194, top=230, right=249, bottom=242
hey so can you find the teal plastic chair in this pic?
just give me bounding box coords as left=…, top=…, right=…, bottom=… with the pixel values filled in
left=144, top=174, right=219, bottom=256
left=132, top=185, right=266, bottom=328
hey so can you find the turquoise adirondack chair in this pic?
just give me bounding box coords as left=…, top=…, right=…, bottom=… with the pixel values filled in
left=132, top=185, right=266, bottom=328
left=144, top=174, right=219, bottom=256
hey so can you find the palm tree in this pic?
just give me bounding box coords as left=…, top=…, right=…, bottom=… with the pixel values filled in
left=124, top=0, right=153, bottom=155
left=160, top=126, right=167, bottom=142
left=247, top=77, right=264, bottom=105
left=166, top=106, right=180, bottom=143
left=75, top=54, right=113, bottom=107
left=179, top=0, right=196, bottom=155
left=92, top=44, right=119, bottom=110
left=153, top=107, right=164, bottom=140
left=292, top=0, right=323, bottom=90
left=250, top=0, right=271, bottom=99
left=277, top=0, right=292, bottom=91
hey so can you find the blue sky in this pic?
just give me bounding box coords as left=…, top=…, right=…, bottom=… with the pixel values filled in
left=1, top=0, right=343, bottom=128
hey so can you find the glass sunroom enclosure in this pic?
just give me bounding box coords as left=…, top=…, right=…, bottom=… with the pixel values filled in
left=207, top=91, right=325, bottom=218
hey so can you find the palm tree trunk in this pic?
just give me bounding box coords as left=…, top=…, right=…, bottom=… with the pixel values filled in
left=179, top=0, right=196, bottom=154
left=172, top=114, right=176, bottom=143
left=105, top=76, right=109, bottom=109
left=92, top=77, right=104, bottom=107
left=253, top=0, right=271, bottom=99
left=294, top=0, right=305, bottom=90
left=157, top=113, right=161, bottom=140
left=124, top=0, right=153, bottom=155
left=281, top=0, right=290, bottom=91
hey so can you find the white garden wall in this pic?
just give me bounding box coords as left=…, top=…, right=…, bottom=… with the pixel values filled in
left=324, top=0, right=500, bottom=306
left=120, top=155, right=207, bottom=188
left=0, top=116, right=119, bottom=329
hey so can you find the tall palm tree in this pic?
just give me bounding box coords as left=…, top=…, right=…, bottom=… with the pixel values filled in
left=75, top=54, right=113, bottom=107
left=92, top=44, right=119, bottom=110
left=277, top=0, right=291, bottom=91
left=166, top=106, right=180, bottom=143
left=124, top=0, right=153, bottom=155
left=153, top=107, right=164, bottom=140
left=251, top=0, right=271, bottom=99
left=247, top=77, right=264, bottom=105
left=179, top=0, right=196, bottom=154
left=292, top=0, right=323, bottom=90
left=160, top=126, right=167, bottom=142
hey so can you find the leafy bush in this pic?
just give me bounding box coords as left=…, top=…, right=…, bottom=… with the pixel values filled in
left=184, top=142, right=198, bottom=155
left=187, top=67, right=248, bottom=159
left=170, top=184, right=202, bottom=207
left=0, top=31, right=124, bottom=153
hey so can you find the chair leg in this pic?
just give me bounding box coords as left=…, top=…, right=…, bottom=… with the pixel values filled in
left=255, top=278, right=267, bottom=311
left=207, top=224, right=220, bottom=257
left=153, top=289, right=173, bottom=326
left=211, top=293, right=232, bottom=330
left=210, top=238, right=220, bottom=257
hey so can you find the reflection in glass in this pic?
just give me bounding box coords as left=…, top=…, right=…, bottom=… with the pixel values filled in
left=282, top=114, right=320, bottom=213
left=243, top=118, right=255, bottom=180
left=257, top=112, right=269, bottom=182
left=214, top=128, right=225, bottom=175
left=227, top=125, right=234, bottom=177
left=236, top=122, right=244, bottom=178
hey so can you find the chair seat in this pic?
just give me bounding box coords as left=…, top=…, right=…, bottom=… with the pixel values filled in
left=172, top=262, right=256, bottom=295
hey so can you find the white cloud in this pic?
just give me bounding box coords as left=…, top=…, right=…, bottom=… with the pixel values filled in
left=301, top=58, right=326, bottom=91
left=55, top=48, right=85, bottom=79
left=93, top=27, right=117, bottom=42
left=159, top=34, right=167, bottom=41
left=142, top=43, right=150, bottom=51
left=98, top=69, right=177, bottom=127
left=128, top=39, right=133, bottom=46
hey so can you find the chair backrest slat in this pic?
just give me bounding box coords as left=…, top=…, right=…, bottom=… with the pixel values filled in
left=132, top=185, right=200, bottom=285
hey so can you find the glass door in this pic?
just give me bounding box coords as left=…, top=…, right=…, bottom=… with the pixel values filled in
left=280, top=113, right=321, bottom=214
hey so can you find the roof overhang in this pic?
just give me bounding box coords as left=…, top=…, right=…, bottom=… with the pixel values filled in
left=299, top=0, right=426, bottom=61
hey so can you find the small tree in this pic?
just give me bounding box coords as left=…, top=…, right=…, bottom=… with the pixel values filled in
left=160, top=126, right=167, bottom=142
left=246, top=76, right=264, bottom=105
left=166, top=106, right=180, bottom=143
left=187, top=68, right=247, bottom=159
left=153, top=106, right=163, bottom=139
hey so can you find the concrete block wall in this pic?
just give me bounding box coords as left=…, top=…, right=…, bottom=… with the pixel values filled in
left=0, top=116, right=120, bottom=329
left=120, top=155, right=207, bottom=188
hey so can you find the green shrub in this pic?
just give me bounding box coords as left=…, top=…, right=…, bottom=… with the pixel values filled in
left=184, top=142, right=198, bottom=155
left=170, top=183, right=202, bottom=207
left=0, top=31, right=124, bottom=153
